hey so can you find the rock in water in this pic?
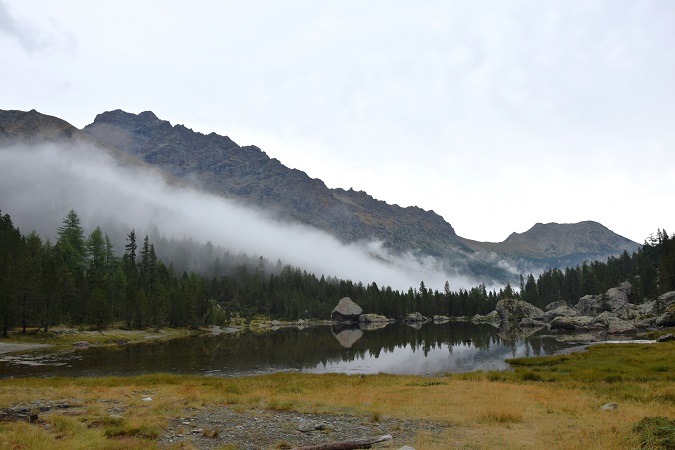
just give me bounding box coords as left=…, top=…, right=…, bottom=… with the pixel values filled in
left=331, top=297, right=363, bottom=322
left=495, top=299, right=544, bottom=322
left=358, top=313, right=392, bottom=323
left=403, top=312, right=428, bottom=323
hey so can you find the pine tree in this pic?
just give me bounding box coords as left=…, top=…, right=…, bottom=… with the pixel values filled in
left=0, top=211, right=22, bottom=337
left=56, top=209, right=86, bottom=275
left=125, top=229, right=137, bottom=267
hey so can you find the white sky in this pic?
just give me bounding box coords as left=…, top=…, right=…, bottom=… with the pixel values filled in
left=1, top=0, right=673, bottom=244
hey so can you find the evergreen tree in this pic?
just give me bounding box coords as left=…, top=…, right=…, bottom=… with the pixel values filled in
left=0, top=211, right=22, bottom=337
left=56, top=209, right=86, bottom=275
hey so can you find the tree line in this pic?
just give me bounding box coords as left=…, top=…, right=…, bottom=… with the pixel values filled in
left=1, top=209, right=674, bottom=336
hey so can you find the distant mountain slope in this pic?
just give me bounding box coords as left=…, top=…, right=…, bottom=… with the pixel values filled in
left=462, top=221, right=639, bottom=269
left=0, top=108, right=640, bottom=283
left=82, top=110, right=476, bottom=261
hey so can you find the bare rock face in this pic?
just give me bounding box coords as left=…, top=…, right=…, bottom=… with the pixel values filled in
left=495, top=299, right=544, bottom=322
left=331, top=297, right=363, bottom=322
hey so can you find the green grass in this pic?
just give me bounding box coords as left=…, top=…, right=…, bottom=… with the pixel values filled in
left=506, top=342, right=675, bottom=384
left=633, top=416, right=675, bottom=449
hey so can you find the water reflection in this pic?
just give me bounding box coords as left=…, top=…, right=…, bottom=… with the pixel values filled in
left=0, top=322, right=576, bottom=379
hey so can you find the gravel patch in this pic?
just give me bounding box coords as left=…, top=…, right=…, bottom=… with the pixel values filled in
left=158, top=406, right=447, bottom=449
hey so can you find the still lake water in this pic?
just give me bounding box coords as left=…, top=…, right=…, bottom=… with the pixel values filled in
left=0, top=322, right=577, bottom=379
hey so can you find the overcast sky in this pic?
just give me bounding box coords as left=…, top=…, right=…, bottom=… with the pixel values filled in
left=2, top=0, right=673, bottom=244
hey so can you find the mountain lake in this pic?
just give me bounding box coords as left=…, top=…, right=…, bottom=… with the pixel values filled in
left=0, top=322, right=584, bottom=379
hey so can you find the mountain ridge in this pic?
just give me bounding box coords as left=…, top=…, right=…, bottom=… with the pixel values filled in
left=0, top=108, right=640, bottom=282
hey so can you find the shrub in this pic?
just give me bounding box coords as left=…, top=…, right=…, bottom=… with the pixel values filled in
left=520, top=371, right=543, bottom=381
left=633, top=416, right=675, bottom=449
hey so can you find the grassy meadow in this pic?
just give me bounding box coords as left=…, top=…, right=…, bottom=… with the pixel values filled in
left=0, top=338, right=674, bottom=449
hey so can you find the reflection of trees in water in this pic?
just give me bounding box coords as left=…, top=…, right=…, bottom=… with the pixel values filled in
left=0, top=323, right=570, bottom=378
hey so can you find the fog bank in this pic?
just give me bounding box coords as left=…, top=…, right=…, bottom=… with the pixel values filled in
left=0, top=141, right=484, bottom=292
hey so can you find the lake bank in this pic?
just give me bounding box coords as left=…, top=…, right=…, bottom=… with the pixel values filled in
left=1, top=340, right=674, bottom=449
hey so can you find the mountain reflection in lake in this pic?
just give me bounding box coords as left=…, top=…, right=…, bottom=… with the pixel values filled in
left=0, top=322, right=576, bottom=378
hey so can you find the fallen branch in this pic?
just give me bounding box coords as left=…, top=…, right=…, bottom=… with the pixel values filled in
left=292, top=434, right=392, bottom=450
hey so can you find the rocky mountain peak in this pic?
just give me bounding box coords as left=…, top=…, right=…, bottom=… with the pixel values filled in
left=0, top=109, right=78, bottom=140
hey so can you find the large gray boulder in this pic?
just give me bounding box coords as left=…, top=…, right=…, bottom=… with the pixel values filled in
left=594, top=312, right=637, bottom=334
left=495, top=299, right=544, bottom=322
left=575, top=282, right=632, bottom=316
left=656, top=309, right=675, bottom=327
left=550, top=315, right=596, bottom=330
left=542, top=305, right=577, bottom=322
left=331, top=297, right=363, bottom=322
left=659, top=291, right=675, bottom=309
left=545, top=300, right=568, bottom=311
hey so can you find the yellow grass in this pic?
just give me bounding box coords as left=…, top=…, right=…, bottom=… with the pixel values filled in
left=1, top=370, right=673, bottom=449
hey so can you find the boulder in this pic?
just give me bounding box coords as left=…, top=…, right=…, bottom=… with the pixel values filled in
left=358, top=313, right=393, bottom=323
left=575, top=282, right=632, bottom=316
left=604, top=317, right=637, bottom=334
left=542, top=306, right=577, bottom=322
left=575, top=295, right=604, bottom=317
left=655, top=309, right=675, bottom=327
left=631, top=319, right=656, bottom=329
left=657, top=334, right=675, bottom=342
left=495, top=299, right=544, bottom=322
left=403, top=312, right=429, bottom=323
left=331, top=297, right=363, bottom=322
left=433, top=315, right=450, bottom=323
left=545, top=300, right=568, bottom=311
left=550, top=316, right=595, bottom=330
left=658, top=291, right=675, bottom=309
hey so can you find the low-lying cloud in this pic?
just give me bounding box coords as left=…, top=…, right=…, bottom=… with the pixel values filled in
left=0, top=140, right=485, bottom=292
